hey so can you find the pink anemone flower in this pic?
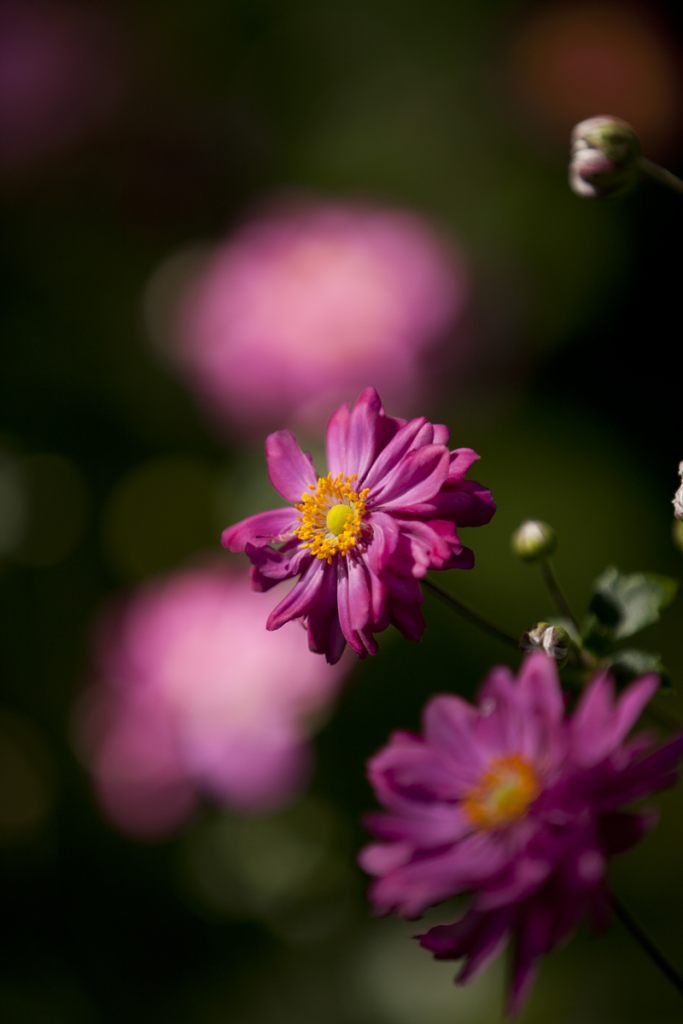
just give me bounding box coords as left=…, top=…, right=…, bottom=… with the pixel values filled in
left=359, top=652, right=683, bottom=1018
left=171, top=198, right=466, bottom=433
left=78, top=565, right=349, bottom=838
left=222, top=387, right=495, bottom=664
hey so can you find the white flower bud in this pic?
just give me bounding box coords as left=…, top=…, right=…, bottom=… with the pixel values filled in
left=520, top=622, right=571, bottom=667
left=569, top=116, right=641, bottom=200
left=511, top=520, right=557, bottom=562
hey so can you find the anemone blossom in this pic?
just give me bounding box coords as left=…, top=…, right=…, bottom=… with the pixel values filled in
left=78, top=565, right=348, bottom=837
left=222, top=387, right=495, bottom=664
left=173, top=199, right=466, bottom=433
left=359, top=652, right=683, bottom=1017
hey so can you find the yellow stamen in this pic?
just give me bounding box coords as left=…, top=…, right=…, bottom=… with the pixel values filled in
left=295, top=473, right=369, bottom=564
left=462, top=754, right=540, bottom=831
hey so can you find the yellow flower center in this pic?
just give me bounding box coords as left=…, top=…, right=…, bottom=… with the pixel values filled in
left=295, top=473, right=369, bottom=564
left=326, top=504, right=353, bottom=536
left=462, top=754, right=540, bottom=831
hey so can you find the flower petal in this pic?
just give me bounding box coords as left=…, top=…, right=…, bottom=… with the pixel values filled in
left=266, top=430, right=317, bottom=503
left=347, top=555, right=372, bottom=632
left=336, top=558, right=364, bottom=656
left=363, top=416, right=431, bottom=493
left=222, top=507, right=300, bottom=551
left=366, top=511, right=401, bottom=575
left=266, top=557, right=326, bottom=630
left=423, top=694, right=487, bottom=783
left=370, top=445, right=450, bottom=510
left=598, top=811, right=657, bottom=856
left=508, top=898, right=551, bottom=1019
left=245, top=541, right=311, bottom=582
left=326, top=614, right=348, bottom=665
left=447, top=448, right=480, bottom=483
left=346, top=386, right=384, bottom=482
left=306, top=561, right=338, bottom=655
left=571, top=671, right=658, bottom=767
left=365, top=806, right=471, bottom=847
left=369, top=830, right=510, bottom=917
left=326, top=400, right=351, bottom=477
left=419, top=907, right=513, bottom=984
left=408, top=480, right=496, bottom=526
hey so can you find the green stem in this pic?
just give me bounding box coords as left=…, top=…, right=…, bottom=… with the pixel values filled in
left=640, top=157, right=683, bottom=197
left=612, top=893, right=683, bottom=997
left=540, top=557, right=581, bottom=635
left=423, top=577, right=520, bottom=651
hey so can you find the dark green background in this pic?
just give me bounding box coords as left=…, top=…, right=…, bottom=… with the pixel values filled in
left=2, top=1, right=683, bottom=1021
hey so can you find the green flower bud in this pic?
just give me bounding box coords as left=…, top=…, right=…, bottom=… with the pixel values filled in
left=511, top=520, right=557, bottom=562
left=569, top=116, right=641, bottom=200
left=520, top=622, right=571, bottom=667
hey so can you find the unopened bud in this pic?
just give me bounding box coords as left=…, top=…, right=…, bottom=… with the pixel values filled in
left=520, top=622, right=571, bottom=667
left=569, top=116, right=641, bottom=200
left=511, top=520, right=557, bottom=562
left=673, top=462, right=683, bottom=521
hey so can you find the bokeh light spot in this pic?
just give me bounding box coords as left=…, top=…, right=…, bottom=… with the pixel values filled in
left=9, top=453, right=88, bottom=567
left=0, top=709, right=55, bottom=839
left=101, top=456, right=219, bottom=580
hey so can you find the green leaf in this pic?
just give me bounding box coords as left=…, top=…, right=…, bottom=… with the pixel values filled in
left=589, top=567, right=679, bottom=640
left=582, top=617, right=613, bottom=657
left=604, top=648, right=673, bottom=693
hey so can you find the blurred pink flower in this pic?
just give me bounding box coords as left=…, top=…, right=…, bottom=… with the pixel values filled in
left=78, top=565, right=349, bottom=838
left=0, top=0, right=123, bottom=172
left=171, top=199, right=466, bottom=432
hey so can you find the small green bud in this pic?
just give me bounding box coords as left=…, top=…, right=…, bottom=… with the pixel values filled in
left=569, top=116, right=641, bottom=200
left=520, top=622, right=571, bottom=667
left=673, top=461, right=683, bottom=521
left=511, top=520, right=557, bottom=562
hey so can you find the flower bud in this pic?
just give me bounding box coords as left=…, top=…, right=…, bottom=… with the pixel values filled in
left=520, top=622, right=571, bottom=667
left=569, top=116, right=641, bottom=200
left=673, top=461, right=683, bottom=521
left=511, top=520, right=557, bottom=562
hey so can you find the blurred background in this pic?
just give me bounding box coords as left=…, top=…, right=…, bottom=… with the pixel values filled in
left=2, top=0, right=683, bottom=1021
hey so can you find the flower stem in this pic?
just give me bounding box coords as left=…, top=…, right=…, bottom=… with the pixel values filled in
left=539, top=557, right=581, bottom=634
left=640, top=157, right=683, bottom=197
left=423, top=577, right=520, bottom=651
left=612, top=893, right=683, bottom=996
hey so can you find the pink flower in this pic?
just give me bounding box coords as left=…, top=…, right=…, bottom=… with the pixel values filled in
left=78, top=565, right=348, bottom=838
left=171, top=199, right=466, bottom=433
left=359, top=652, right=683, bottom=1018
left=222, top=387, right=495, bottom=664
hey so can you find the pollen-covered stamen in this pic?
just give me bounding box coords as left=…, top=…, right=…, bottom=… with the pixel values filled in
left=462, top=754, right=540, bottom=831
left=295, top=473, right=369, bottom=564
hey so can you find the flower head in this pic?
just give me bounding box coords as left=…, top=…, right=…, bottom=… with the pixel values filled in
left=78, top=565, right=348, bottom=837
left=222, top=387, right=495, bottom=664
left=359, top=652, right=683, bottom=1017
left=168, top=199, right=466, bottom=433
